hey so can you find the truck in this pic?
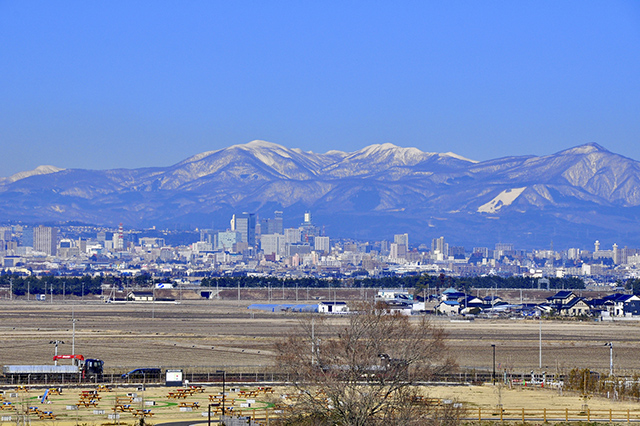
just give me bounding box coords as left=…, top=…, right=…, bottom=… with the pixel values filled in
left=3, top=355, right=104, bottom=383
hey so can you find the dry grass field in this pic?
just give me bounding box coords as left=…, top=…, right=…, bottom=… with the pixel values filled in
left=2, top=382, right=640, bottom=426
left=2, top=295, right=640, bottom=375
left=2, top=295, right=640, bottom=423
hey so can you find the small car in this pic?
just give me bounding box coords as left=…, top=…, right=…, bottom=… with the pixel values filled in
left=121, top=368, right=162, bottom=380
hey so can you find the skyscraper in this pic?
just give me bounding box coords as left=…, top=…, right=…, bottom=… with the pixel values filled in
left=231, top=212, right=256, bottom=246
left=33, top=225, right=57, bottom=256
left=432, top=236, right=447, bottom=256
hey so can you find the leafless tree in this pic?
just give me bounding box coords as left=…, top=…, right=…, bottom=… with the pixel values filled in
left=274, top=302, right=458, bottom=425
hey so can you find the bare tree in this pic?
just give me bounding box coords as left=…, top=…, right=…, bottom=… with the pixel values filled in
left=274, top=303, right=457, bottom=426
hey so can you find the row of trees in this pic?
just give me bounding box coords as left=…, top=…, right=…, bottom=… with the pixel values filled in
left=0, top=272, right=589, bottom=297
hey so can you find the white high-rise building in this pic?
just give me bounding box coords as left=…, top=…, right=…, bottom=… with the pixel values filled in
left=33, top=225, right=57, bottom=256
left=394, top=233, right=408, bottom=247
left=261, top=234, right=285, bottom=256
left=314, top=236, right=330, bottom=254
left=284, top=228, right=302, bottom=245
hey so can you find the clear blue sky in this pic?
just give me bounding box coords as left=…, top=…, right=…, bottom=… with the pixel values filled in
left=1, top=1, right=639, bottom=177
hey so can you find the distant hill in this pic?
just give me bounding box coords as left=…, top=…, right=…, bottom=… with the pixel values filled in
left=2, top=140, right=640, bottom=249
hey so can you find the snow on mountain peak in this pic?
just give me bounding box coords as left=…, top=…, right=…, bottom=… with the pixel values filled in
left=558, top=143, right=609, bottom=156
left=440, top=152, right=478, bottom=163
left=7, top=165, right=64, bottom=183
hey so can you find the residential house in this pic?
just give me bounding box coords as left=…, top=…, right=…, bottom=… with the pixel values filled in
left=318, top=301, right=349, bottom=314
left=436, top=300, right=460, bottom=316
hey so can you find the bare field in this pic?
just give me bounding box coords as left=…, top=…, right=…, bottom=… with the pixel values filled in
left=1, top=297, right=640, bottom=377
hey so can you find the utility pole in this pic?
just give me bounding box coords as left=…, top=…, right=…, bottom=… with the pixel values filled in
left=539, top=316, right=542, bottom=369
left=72, top=307, right=76, bottom=355
left=491, top=344, right=496, bottom=385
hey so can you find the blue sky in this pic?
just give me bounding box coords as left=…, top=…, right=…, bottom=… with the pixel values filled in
left=1, top=1, right=639, bottom=176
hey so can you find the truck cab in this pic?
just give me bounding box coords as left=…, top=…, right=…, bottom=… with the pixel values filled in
left=82, top=359, right=104, bottom=381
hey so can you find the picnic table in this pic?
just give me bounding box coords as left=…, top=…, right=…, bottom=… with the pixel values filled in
left=210, top=406, right=234, bottom=415
left=178, top=402, right=199, bottom=409
left=96, top=385, right=112, bottom=392
left=39, top=411, right=56, bottom=420
left=76, top=400, right=99, bottom=408
left=167, top=390, right=189, bottom=399
left=48, top=388, right=63, bottom=395
left=27, top=406, right=40, bottom=414
left=0, top=402, right=15, bottom=410
left=113, top=404, right=133, bottom=412
left=133, top=409, right=154, bottom=417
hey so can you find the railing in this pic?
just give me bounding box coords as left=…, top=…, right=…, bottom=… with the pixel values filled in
left=472, top=407, right=640, bottom=423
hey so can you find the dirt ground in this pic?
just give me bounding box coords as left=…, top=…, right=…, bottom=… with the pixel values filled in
left=2, top=297, right=640, bottom=423
left=1, top=383, right=640, bottom=426
left=2, top=297, right=640, bottom=376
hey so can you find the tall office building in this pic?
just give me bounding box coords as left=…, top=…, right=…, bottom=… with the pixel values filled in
left=230, top=212, right=256, bottom=246
left=394, top=233, right=409, bottom=247
left=273, top=211, right=283, bottom=234
left=261, top=233, right=285, bottom=256
left=431, top=236, right=447, bottom=256
left=260, top=211, right=284, bottom=235
left=314, top=236, right=330, bottom=254
left=21, top=227, right=34, bottom=247
left=284, top=228, right=302, bottom=244
left=33, top=225, right=57, bottom=256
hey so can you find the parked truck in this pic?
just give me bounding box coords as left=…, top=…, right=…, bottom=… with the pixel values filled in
left=3, top=354, right=104, bottom=383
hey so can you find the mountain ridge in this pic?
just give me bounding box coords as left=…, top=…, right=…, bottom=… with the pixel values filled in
left=2, top=140, right=639, bottom=248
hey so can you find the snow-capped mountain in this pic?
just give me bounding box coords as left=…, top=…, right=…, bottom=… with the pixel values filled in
left=1, top=141, right=639, bottom=248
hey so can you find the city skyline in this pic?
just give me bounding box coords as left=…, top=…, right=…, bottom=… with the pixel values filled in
left=2, top=2, right=639, bottom=177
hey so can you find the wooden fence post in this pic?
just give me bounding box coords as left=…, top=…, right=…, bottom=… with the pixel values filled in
left=609, top=408, right=612, bottom=423
left=587, top=408, right=590, bottom=422
left=544, top=408, right=546, bottom=422
left=628, top=409, right=630, bottom=424
left=478, top=407, right=481, bottom=421
left=565, top=408, right=568, bottom=421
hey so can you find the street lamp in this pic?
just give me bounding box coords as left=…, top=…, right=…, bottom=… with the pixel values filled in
left=605, top=342, right=613, bottom=376
left=491, top=344, right=496, bottom=385
left=50, top=340, right=65, bottom=365
left=217, top=370, right=226, bottom=421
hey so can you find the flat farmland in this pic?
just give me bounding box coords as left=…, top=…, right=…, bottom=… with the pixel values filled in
left=1, top=298, right=640, bottom=377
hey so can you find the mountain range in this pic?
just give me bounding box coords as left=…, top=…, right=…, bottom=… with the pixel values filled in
left=2, top=140, right=640, bottom=249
